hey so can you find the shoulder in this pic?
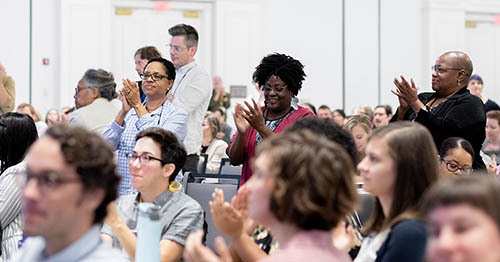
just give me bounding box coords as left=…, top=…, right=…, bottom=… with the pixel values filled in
left=212, top=139, right=228, bottom=148
left=391, top=219, right=426, bottom=236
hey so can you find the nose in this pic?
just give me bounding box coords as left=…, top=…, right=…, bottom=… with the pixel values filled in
left=357, top=157, right=368, bottom=173
left=128, top=157, right=142, bottom=170
left=435, top=227, right=458, bottom=253
left=23, top=178, right=42, bottom=201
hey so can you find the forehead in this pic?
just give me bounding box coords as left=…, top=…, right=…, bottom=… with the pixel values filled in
left=144, top=62, right=166, bottom=74
left=77, top=77, right=88, bottom=87
left=170, top=35, right=187, bottom=46
left=134, top=137, right=162, bottom=155
left=374, top=107, right=386, bottom=114
left=436, top=54, right=456, bottom=66
left=26, top=137, right=68, bottom=172
left=445, top=147, right=472, bottom=162
left=266, top=75, right=285, bottom=86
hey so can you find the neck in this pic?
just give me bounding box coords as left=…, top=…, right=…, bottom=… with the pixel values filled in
left=378, top=195, right=393, bottom=219
left=489, top=135, right=500, bottom=145
left=140, top=185, right=168, bottom=203
left=145, top=96, right=166, bottom=112
left=202, top=133, right=212, bottom=146
left=437, top=87, right=461, bottom=99
left=269, top=222, right=299, bottom=248
left=266, top=106, right=291, bottom=120
left=44, top=219, right=94, bottom=256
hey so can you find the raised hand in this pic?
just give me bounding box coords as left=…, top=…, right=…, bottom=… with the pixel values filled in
left=233, top=103, right=250, bottom=134
left=122, top=79, right=141, bottom=109
left=210, top=188, right=244, bottom=240
left=184, top=230, right=232, bottom=262
left=241, top=99, right=265, bottom=130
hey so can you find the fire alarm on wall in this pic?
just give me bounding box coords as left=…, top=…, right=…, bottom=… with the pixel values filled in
left=42, top=58, right=50, bottom=65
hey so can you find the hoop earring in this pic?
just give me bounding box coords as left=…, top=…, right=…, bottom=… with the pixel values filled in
left=169, top=181, right=182, bottom=192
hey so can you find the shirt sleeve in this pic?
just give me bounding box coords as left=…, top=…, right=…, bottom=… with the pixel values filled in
left=377, top=220, right=427, bottom=262
left=0, top=76, right=16, bottom=113
left=162, top=201, right=204, bottom=246
left=69, top=112, right=84, bottom=127
left=0, top=166, right=23, bottom=230
left=102, top=120, right=126, bottom=151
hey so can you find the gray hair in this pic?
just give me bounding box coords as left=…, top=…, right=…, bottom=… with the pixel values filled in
left=83, top=69, right=117, bottom=100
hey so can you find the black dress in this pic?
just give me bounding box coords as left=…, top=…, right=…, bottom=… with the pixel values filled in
left=392, top=87, right=486, bottom=169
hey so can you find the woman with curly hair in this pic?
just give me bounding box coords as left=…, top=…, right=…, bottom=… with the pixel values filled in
left=227, top=53, right=313, bottom=185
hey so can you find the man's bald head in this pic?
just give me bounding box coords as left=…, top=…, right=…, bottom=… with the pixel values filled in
left=441, top=51, right=473, bottom=79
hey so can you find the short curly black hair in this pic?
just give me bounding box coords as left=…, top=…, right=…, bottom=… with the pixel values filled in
left=45, top=125, right=119, bottom=224
left=253, top=53, right=306, bottom=96
left=145, top=57, right=176, bottom=81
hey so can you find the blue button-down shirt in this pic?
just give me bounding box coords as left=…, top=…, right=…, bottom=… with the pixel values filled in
left=102, top=100, right=188, bottom=196
left=10, top=226, right=127, bottom=262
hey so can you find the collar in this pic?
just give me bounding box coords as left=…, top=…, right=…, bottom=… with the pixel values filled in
left=135, top=189, right=175, bottom=207
left=41, top=225, right=102, bottom=261
left=176, top=61, right=197, bottom=74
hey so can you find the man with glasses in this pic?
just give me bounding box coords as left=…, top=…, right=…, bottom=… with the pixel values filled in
left=12, top=125, right=126, bottom=261
left=70, top=69, right=120, bottom=134
left=101, top=127, right=203, bottom=261
left=166, top=24, right=212, bottom=172
left=392, top=51, right=486, bottom=170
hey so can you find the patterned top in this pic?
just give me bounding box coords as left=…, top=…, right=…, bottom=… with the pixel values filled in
left=101, top=190, right=204, bottom=252
left=0, top=161, right=24, bottom=262
left=102, top=100, right=188, bottom=196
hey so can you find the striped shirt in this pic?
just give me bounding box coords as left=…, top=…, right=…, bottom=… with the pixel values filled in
left=0, top=161, right=24, bottom=261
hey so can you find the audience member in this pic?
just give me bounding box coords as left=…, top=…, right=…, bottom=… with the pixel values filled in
left=439, top=137, right=474, bottom=177
left=301, top=102, right=316, bottom=115
left=201, top=113, right=228, bottom=174
left=353, top=105, right=374, bottom=122
left=392, top=51, right=486, bottom=169
left=185, top=130, right=357, bottom=262
left=208, top=76, right=231, bottom=112
left=332, top=109, right=346, bottom=126
left=0, top=113, right=37, bottom=260
left=103, top=58, right=187, bottom=196
left=16, top=103, right=48, bottom=136
left=483, top=110, right=500, bottom=156
left=12, top=125, right=125, bottom=261
left=317, top=105, right=333, bottom=119
left=167, top=24, right=212, bottom=173
left=467, top=74, right=500, bottom=113
left=355, top=121, right=439, bottom=262
left=344, top=114, right=372, bottom=160
left=285, top=116, right=359, bottom=165
left=45, top=108, right=60, bottom=127
left=134, top=46, right=162, bottom=103
left=69, top=69, right=120, bottom=133
left=372, top=105, right=392, bottom=128
left=0, top=63, right=15, bottom=115
left=227, top=53, right=314, bottom=185
left=101, top=128, right=203, bottom=261
left=213, top=107, right=233, bottom=144
left=422, top=176, right=500, bottom=262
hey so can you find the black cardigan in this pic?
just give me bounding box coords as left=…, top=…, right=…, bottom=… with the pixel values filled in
left=392, top=87, right=486, bottom=169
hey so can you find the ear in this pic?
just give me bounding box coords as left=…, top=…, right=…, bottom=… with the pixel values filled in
left=91, top=88, right=100, bottom=99
left=162, top=163, right=176, bottom=179
left=188, top=45, right=197, bottom=57
left=81, top=188, right=105, bottom=211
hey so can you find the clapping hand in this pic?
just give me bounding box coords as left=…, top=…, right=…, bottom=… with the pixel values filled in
left=392, top=76, right=419, bottom=110
left=121, top=79, right=141, bottom=109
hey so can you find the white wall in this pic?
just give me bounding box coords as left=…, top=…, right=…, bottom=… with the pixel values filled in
left=0, top=0, right=30, bottom=107
left=2, top=0, right=500, bottom=118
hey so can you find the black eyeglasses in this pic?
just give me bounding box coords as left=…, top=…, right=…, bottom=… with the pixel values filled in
left=140, top=72, right=169, bottom=82
left=431, top=65, right=463, bottom=74
left=441, top=159, right=473, bottom=175
left=126, top=153, right=165, bottom=165
left=17, top=169, right=81, bottom=190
